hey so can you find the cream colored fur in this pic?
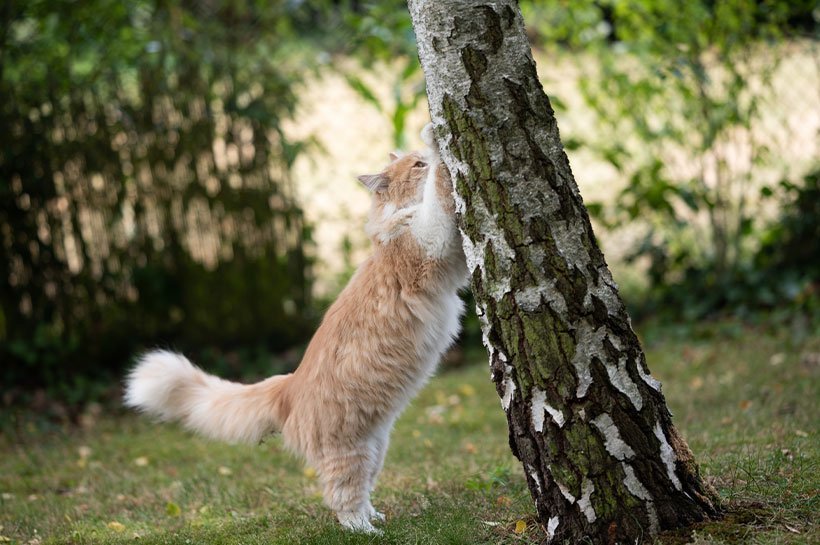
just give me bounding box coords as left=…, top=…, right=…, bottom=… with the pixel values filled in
left=124, top=124, right=468, bottom=534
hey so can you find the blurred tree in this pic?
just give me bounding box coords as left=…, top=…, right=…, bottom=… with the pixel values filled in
left=1, top=0, right=317, bottom=403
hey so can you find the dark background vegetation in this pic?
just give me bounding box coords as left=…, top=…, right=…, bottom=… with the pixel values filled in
left=2, top=0, right=818, bottom=414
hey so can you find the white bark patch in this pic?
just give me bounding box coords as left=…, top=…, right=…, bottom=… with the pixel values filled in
left=500, top=365, right=516, bottom=411
left=591, top=414, right=635, bottom=460
left=621, top=463, right=660, bottom=535
left=527, top=464, right=542, bottom=494
left=605, top=356, right=643, bottom=411
left=547, top=516, right=560, bottom=541
left=578, top=479, right=597, bottom=523
left=514, top=286, right=542, bottom=312
left=460, top=229, right=483, bottom=279
left=585, top=276, right=623, bottom=317
left=514, top=279, right=569, bottom=316
left=638, top=365, right=663, bottom=392
left=571, top=321, right=607, bottom=398
left=551, top=219, right=591, bottom=271
left=557, top=481, right=576, bottom=504
left=531, top=388, right=566, bottom=431
left=480, top=327, right=496, bottom=366
left=654, top=422, right=682, bottom=491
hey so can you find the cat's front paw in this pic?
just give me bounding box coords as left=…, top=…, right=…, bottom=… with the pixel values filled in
left=421, top=123, right=438, bottom=154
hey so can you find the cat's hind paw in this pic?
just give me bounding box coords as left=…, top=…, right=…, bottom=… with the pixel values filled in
left=338, top=511, right=383, bottom=534
left=367, top=503, right=386, bottom=522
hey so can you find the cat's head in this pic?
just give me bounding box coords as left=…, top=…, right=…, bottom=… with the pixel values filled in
left=357, top=150, right=431, bottom=210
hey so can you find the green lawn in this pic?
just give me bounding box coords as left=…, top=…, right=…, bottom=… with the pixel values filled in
left=1, top=321, right=817, bottom=544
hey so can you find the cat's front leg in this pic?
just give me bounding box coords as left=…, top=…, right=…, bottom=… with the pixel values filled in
left=410, top=147, right=457, bottom=259
left=368, top=203, right=420, bottom=244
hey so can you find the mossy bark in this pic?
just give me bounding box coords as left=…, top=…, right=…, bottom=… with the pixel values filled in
left=408, top=1, right=721, bottom=543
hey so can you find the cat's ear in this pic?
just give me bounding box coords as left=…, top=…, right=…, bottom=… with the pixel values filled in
left=389, top=151, right=400, bottom=162
left=357, top=173, right=388, bottom=192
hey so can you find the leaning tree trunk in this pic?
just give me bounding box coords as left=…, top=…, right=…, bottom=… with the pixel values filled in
left=408, top=1, right=721, bottom=543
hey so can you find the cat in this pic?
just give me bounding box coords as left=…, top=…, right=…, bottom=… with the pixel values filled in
left=124, top=124, right=469, bottom=533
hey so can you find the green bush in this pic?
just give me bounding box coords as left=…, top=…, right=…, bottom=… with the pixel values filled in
left=527, top=0, right=818, bottom=319
left=0, top=0, right=320, bottom=405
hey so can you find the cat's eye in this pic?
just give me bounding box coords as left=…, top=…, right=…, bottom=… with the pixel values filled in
left=413, top=161, right=427, bottom=169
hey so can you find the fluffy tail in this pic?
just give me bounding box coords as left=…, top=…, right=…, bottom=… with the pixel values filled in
left=124, top=350, right=291, bottom=444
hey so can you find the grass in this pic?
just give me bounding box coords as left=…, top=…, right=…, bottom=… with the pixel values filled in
left=1, top=320, right=817, bottom=544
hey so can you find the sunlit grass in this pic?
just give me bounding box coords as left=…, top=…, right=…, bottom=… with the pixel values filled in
left=1, top=321, right=817, bottom=544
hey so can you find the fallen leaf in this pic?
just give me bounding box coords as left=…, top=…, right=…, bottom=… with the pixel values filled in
left=496, top=495, right=512, bottom=507
left=218, top=466, right=232, bottom=476
left=480, top=521, right=500, bottom=527
left=412, top=430, right=422, bottom=438
left=0, top=536, right=10, bottom=543
left=423, top=439, right=433, bottom=448
left=458, top=384, right=476, bottom=397
left=514, top=519, right=527, bottom=534
left=106, top=521, right=126, bottom=533
left=303, top=467, right=317, bottom=479
left=165, top=502, right=181, bottom=517
left=739, top=400, right=752, bottom=411
left=785, top=524, right=800, bottom=534
left=690, top=376, right=704, bottom=390
left=769, top=353, right=785, bottom=366
left=795, top=430, right=808, bottom=438
left=463, top=442, right=477, bottom=454
left=134, top=456, right=149, bottom=467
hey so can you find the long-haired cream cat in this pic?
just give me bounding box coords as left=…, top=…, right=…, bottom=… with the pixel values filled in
left=124, top=125, right=468, bottom=533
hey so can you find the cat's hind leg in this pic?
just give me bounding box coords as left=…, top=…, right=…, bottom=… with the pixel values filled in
left=317, top=447, right=381, bottom=534
left=365, top=426, right=391, bottom=522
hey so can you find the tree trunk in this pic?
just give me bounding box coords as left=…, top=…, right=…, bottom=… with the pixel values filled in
left=407, top=1, right=721, bottom=543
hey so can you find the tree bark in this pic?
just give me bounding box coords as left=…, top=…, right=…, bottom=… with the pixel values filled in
left=407, top=1, right=721, bottom=543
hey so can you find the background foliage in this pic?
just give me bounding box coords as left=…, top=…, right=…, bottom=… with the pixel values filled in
left=1, top=0, right=817, bottom=408
left=1, top=0, right=321, bottom=404
left=524, top=0, right=819, bottom=319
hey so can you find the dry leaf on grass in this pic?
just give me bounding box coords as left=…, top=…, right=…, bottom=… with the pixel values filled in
left=165, top=502, right=181, bottom=517
left=106, top=521, right=125, bottom=533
